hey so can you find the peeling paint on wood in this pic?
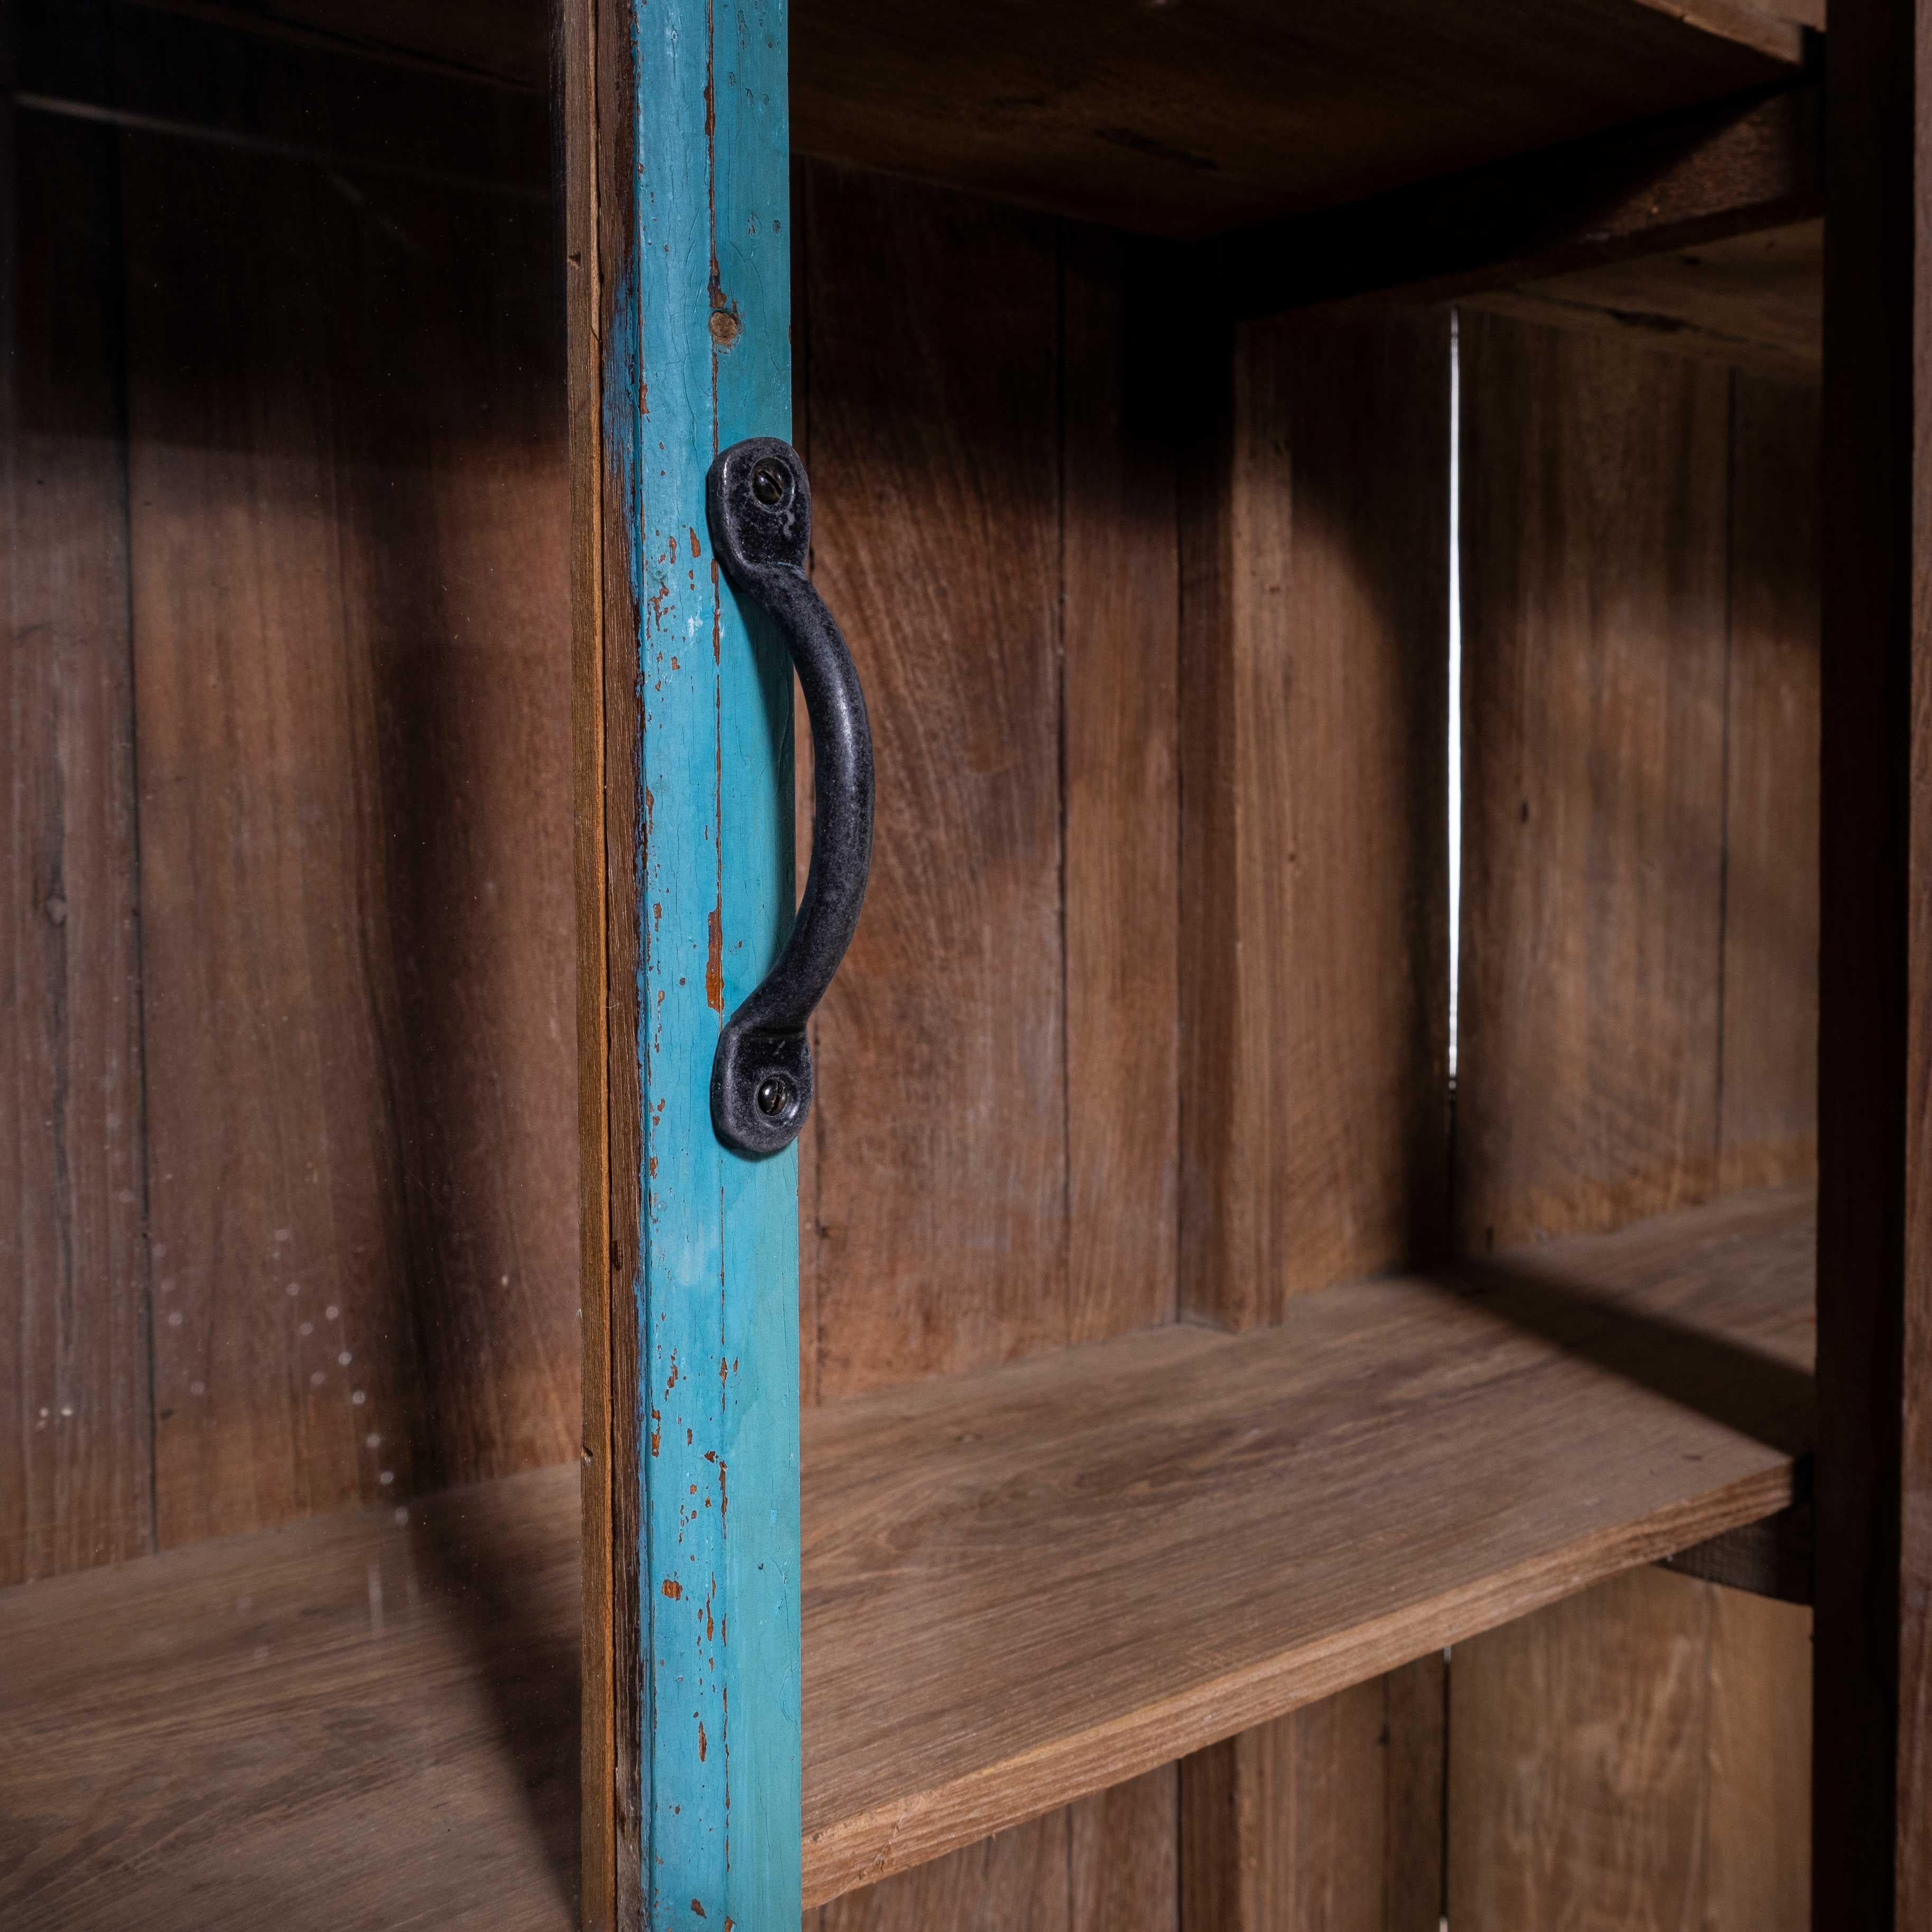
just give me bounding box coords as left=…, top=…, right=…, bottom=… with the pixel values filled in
left=612, top=0, right=799, bottom=1922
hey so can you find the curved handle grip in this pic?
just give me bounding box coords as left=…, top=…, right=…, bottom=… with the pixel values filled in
left=707, top=438, right=874, bottom=1156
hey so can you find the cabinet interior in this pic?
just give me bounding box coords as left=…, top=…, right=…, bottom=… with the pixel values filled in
left=3, top=0, right=1822, bottom=1926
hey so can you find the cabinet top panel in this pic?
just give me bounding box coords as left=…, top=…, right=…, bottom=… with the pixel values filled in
left=789, top=0, right=1805, bottom=234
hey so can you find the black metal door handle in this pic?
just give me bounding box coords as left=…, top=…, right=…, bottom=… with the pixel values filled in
left=706, top=437, right=874, bottom=1156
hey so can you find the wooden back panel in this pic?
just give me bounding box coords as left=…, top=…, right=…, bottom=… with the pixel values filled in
left=1447, top=315, right=1818, bottom=1930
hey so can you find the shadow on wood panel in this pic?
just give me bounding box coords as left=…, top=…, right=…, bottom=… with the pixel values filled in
left=1426, top=1245, right=1813, bottom=1456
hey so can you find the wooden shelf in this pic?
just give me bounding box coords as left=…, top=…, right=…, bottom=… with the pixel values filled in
left=0, top=1186, right=1814, bottom=1928
left=789, top=0, right=1804, bottom=235
left=92, top=1, right=1803, bottom=237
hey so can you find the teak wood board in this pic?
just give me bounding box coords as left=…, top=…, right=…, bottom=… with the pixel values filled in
left=0, top=1187, right=1814, bottom=1925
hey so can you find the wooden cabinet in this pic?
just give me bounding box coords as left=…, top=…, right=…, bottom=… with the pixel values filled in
left=6, top=1, right=1918, bottom=1928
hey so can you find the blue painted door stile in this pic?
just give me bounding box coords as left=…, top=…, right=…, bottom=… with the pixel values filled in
left=615, top=1, right=799, bottom=1922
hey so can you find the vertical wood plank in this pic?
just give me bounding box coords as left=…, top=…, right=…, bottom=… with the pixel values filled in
left=2, top=96, right=153, bottom=1584
left=1719, top=373, right=1820, bottom=1194
left=118, top=134, right=578, bottom=1544
left=1071, top=1766, right=1179, bottom=1932
left=820, top=1809, right=1070, bottom=1932
left=122, top=140, right=425, bottom=1541
left=1062, top=228, right=1179, bottom=1341
left=1450, top=321, right=1816, bottom=1930
left=796, top=172, right=1183, bottom=1932
left=1450, top=1568, right=1715, bottom=1930
left=1181, top=1660, right=1443, bottom=1932
left=1173, top=299, right=1449, bottom=1932
left=1706, top=1589, right=1811, bottom=1932
left=1178, top=304, right=1450, bottom=1328
left=801, top=161, right=1065, bottom=1399
left=1813, top=0, right=1930, bottom=1918
left=1454, top=313, right=1731, bottom=1255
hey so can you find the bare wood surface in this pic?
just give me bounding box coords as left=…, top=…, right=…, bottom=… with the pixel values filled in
left=1451, top=1567, right=1810, bottom=1929
left=1706, top=1586, right=1811, bottom=1929
left=1173, top=297, right=1450, bottom=1925
left=2, top=86, right=153, bottom=1584
left=800, top=163, right=1067, bottom=1399
left=1062, top=228, right=1179, bottom=1342
left=1471, top=219, right=1822, bottom=379
left=795, top=165, right=1183, bottom=1921
left=1179, top=305, right=1451, bottom=1327
left=20, top=1, right=548, bottom=199
left=1449, top=327, right=1816, bottom=1923
left=563, top=0, right=619, bottom=1920
left=1720, top=371, right=1822, bottom=1191
left=1454, top=314, right=1732, bottom=1252
left=0, top=1186, right=1813, bottom=1922
left=1223, top=83, right=1820, bottom=318
left=1181, top=1659, right=1444, bottom=1932
left=117, top=131, right=577, bottom=1545
left=1451, top=1568, right=1717, bottom=1927
left=790, top=0, right=1796, bottom=237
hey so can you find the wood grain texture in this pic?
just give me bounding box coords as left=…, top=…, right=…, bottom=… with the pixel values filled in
left=1181, top=1660, right=1444, bottom=1932
left=1450, top=1569, right=1812, bottom=1932
left=2, top=96, right=154, bottom=1584
left=117, top=131, right=575, bottom=1549
left=563, top=0, right=618, bottom=1920
left=1179, top=303, right=1450, bottom=1327
left=1450, top=328, right=1817, bottom=1927
left=800, top=161, right=1067, bottom=1398
left=801, top=1185, right=1813, bottom=1901
left=816, top=1765, right=1176, bottom=1932
left=1472, top=219, right=1823, bottom=382
left=795, top=166, right=1183, bottom=1928
left=1062, top=228, right=1179, bottom=1341
left=1224, top=83, right=1822, bottom=319
left=0, top=1187, right=1815, bottom=1925
left=1451, top=1567, right=1716, bottom=1930
left=1813, top=0, right=1928, bottom=1917
left=1705, top=1586, right=1810, bottom=1930
left=1719, top=372, right=1820, bottom=1193
left=1455, top=313, right=1732, bottom=1252
left=0, top=1464, right=582, bottom=1932
left=788, top=0, right=1796, bottom=237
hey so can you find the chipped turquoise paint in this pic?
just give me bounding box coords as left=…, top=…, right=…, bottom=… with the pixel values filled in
left=625, top=1, right=798, bottom=1924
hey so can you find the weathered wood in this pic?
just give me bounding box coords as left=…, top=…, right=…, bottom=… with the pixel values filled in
left=2, top=57, right=153, bottom=1585
left=1470, top=219, right=1822, bottom=380
left=800, top=162, right=1066, bottom=1399
left=1063, top=228, right=1179, bottom=1342
left=570, top=0, right=801, bottom=1922
left=1179, top=304, right=1451, bottom=1328
left=796, top=166, right=1183, bottom=1927
left=818, top=1764, right=1176, bottom=1932
left=1706, top=1586, right=1811, bottom=1930
left=117, top=126, right=576, bottom=1542
left=1720, top=371, right=1821, bottom=1191
left=18, top=0, right=547, bottom=201
left=1224, top=83, right=1820, bottom=318
left=1181, top=1659, right=1444, bottom=1932
left=563, top=0, right=616, bottom=1919
left=1450, top=1568, right=1716, bottom=1928
left=789, top=0, right=1797, bottom=237
left=1812, top=0, right=1930, bottom=1919
left=0, top=1186, right=1816, bottom=1925
left=1451, top=1567, right=1811, bottom=1930
left=1450, top=324, right=1816, bottom=1924
left=1454, top=314, right=1732, bottom=1252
